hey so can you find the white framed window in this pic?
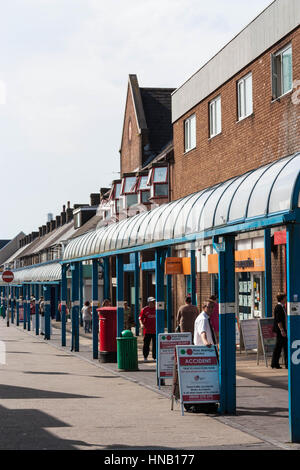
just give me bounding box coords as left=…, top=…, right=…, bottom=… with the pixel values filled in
left=209, top=96, right=221, bottom=137
left=184, top=114, right=196, bottom=152
left=238, top=73, right=253, bottom=120
left=272, top=44, right=293, bottom=99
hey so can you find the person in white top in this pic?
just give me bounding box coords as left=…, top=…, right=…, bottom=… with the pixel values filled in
left=194, top=301, right=215, bottom=347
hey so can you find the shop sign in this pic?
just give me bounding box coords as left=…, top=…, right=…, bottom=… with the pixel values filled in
left=240, top=319, right=258, bottom=352
left=257, top=318, right=277, bottom=366
left=165, top=257, right=194, bottom=275
left=158, top=333, right=192, bottom=388
left=173, top=345, right=220, bottom=416
left=208, top=248, right=265, bottom=274
left=274, top=230, right=287, bottom=245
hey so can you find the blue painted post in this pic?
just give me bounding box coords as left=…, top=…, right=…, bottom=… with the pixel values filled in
left=264, top=228, right=272, bottom=318
left=155, top=248, right=166, bottom=367
left=103, top=257, right=110, bottom=301
left=11, top=287, right=14, bottom=324
left=61, top=264, right=68, bottom=347
left=79, top=262, right=83, bottom=327
left=34, top=285, right=39, bottom=335
left=23, top=285, right=28, bottom=330
left=286, top=223, right=300, bottom=443
left=44, top=285, right=51, bottom=340
left=16, top=287, right=20, bottom=326
left=116, top=255, right=124, bottom=337
left=71, top=263, right=80, bottom=352
left=27, top=285, right=31, bottom=332
left=92, top=259, right=99, bottom=359
left=54, top=285, right=60, bottom=321
left=167, top=247, right=172, bottom=332
left=216, top=235, right=236, bottom=415
left=134, top=252, right=140, bottom=336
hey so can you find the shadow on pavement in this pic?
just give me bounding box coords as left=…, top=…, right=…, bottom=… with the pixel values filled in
left=0, top=384, right=100, bottom=400
left=0, top=405, right=93, bottom=450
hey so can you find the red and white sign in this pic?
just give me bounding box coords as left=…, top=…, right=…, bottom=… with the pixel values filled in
left=176, top=345, right=220, bottom=406
left=158, top=333, right=192, bottom=381
left=2, top=270, right=14, bottom=283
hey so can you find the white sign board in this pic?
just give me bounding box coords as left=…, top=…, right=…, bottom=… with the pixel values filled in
left=240, top=319, right=258, bottom=352
left=176, top=345, right=220, bottom=415
left=158, top=333, right=192, bottom=387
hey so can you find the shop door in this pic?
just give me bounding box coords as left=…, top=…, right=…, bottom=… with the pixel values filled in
left=252, top=273, right=263, bottom=318
left=237, top=272, right=252, bottom=321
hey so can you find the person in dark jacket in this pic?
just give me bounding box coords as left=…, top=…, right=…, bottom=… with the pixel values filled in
left=271, top=293, right=288, bottom=369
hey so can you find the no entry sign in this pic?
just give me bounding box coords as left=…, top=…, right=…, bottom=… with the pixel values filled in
left=2, top=270, right=14, bottom=283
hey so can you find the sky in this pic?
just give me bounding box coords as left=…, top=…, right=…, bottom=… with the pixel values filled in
left=0, top=0, right=273, bottom=238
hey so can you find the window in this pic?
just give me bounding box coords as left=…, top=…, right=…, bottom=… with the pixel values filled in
left=272, top=44, right=293, bottom=99
left=184, top=114, right=196, bottom=152
left=122, top=176, right=137, bottom=194
left=238, top=73, right=253, bottom=120
left=153, top=167, right=168, bottom=183
left=209, top=96, right=221, bottom=137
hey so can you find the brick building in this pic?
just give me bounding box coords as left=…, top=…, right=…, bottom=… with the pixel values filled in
left=170, top=0, right=300, bottom=319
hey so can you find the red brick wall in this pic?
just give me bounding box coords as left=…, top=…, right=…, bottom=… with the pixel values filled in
left=120, top=86, right=142, bottom=176
left=173, top=28, right=300, bottom=200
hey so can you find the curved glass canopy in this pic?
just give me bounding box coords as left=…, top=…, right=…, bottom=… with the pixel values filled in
left=63, top=153, right=300, bottom=261
left=1, top=263, right=62, bottom=285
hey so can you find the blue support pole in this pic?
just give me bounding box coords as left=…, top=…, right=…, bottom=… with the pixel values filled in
left=116, top=254, right=124, bottom=337
left=27, top=284, right=31, bottom=332
left=16, top=287, right=20, bottom=326
left=71, top=263, right=80, bottom=352
left=134, top=252, right=140, bottom=336
left=155, top=248, right=166, bottom=367
left=44, top=285, right=51, bottom=340
left=55, top=284, right=60, bottom=321
left=35, top=284, right=39, bottom=335
left=167, top=247, right=172, bottom=332
left=61, top=264, right=68, bottom=347
left=264, top=228, right=272, bottom=318
left=286, top=223, right=300, bottom=443
left=23, top=285, right=27, bottom=330
left=11, top=287, right=14, bottom=324
left=92, top=259, right=99, bottom=359
left=216, top=235, right=236, bottom=415
left=79, top=262, right=83, bottom=327
left=103, top=257, right=110, bottom=301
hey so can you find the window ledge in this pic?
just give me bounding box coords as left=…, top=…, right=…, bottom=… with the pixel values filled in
left=271, top=89, right=293, bottom=103
left=236, top=112, right=255, bottom=124
left=208, top=132, right=222, bottom=141
left=184, top=146, right=196, bottom=155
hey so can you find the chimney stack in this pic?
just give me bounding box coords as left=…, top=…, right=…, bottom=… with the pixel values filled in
left=90, top=193, right=101, bottom=206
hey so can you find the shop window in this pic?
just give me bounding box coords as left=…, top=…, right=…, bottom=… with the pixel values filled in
left=209, top=96, right=221, bottom=137
left=237, top=73, right=253, bottom=120
left=184, top=114, right=196, bottom=152
left=272, top=44, right=292, bottom=99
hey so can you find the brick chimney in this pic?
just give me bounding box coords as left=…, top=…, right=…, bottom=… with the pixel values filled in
left=90, top=193, right=101, bottom=206
left=56, top=215, right=61, bottom=228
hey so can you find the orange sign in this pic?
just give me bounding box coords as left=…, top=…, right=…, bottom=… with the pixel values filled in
left=165, top=258, right=183, bottom=275
left=165, top=257, right=195, bottom=275
left=208, top=248, right=265, bottom=274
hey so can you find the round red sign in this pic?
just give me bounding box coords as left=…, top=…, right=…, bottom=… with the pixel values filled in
left=2, top=270, right=14, bottom=283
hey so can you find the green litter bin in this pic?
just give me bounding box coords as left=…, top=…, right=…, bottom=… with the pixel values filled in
left=117, top=330, right=139, bottom=371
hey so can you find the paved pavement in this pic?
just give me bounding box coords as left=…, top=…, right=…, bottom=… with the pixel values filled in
left=0, top=318, right=298, bottom=451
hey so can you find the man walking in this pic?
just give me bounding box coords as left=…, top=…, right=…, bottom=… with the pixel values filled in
left=176, top=296, right=199, bottom=338
left=271, top=293, right=288, bottom=369
left=139, top=297, right=156, bottom=362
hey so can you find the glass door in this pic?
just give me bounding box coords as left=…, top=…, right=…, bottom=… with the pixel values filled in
left=237, top=272, right=252, bottom=321
left=252, top=273, right=264, bottom=318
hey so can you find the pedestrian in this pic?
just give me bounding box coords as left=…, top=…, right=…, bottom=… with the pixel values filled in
left=102, top=299, right=112, bottom=307
left=271, top=293, right=288, bottom=369
left=82, top=301, right=92, bottom=333
left=139, top=297, right=156, bottom=362
left=124, top=301, right=135, bottom=331
left=30, top=297, right=36, bottom=330
left=209, top=295, right=219, bottom=343
left=176, top=296, right=199, bottom=338
left=194, top=300, right=216, bottom=347
left=39, top=296, right=45, bottom=335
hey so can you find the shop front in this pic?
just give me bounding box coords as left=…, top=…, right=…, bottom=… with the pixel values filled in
left=208, top=248, right=265, bottom=321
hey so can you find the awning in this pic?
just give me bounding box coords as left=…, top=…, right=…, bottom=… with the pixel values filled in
left=63, top=153, right=300, bottom=262
left=0, top=262, right=62, bottom=286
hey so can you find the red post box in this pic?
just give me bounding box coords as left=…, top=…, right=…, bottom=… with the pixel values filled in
left=97, top=307, right=117, bottom=363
